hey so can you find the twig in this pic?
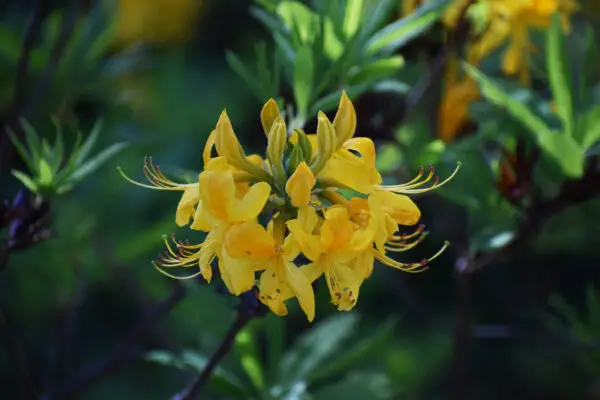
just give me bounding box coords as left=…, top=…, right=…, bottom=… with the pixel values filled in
left=42, top=283, right=187, bottom=399
left=0, top=306, right=38, bottom=400
left=171, top=311, right=251, bottom=400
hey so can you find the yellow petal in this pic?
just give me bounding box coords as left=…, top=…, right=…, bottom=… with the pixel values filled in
left=229, top=181, right=272, bottom=222
left=203, top=130, right=216, bottom=166
left=373, top=190, right=421, bottom=226
left=287, top=208, right=323, bottom=262
left=283, top=261, right=316, bottom=322
left=218, top=248, right=257, bottom=295
left=285, top=162, right=316, bottom=207
left=190, top=200, right=214, bottom=231
left=332, top=91, right=357, bottom=148
left=260, top=98, right=281, bottom=136
left=199, top=170, right=235, bottom=221
left=224, top=221, right=276, bottom=260
left=175, top=184, right=200, bottom=226
left=321, top=206, right=354, bottom=252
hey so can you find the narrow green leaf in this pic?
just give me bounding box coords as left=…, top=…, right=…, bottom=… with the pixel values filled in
left=279, top=313, right=359, bottom=386
left=69, top=142, right=128, bottom=183
left=310, top=83, right=369, bottom=115
left=75, top=119, right=103, bottom=166
left=537, top=132, right=585, bottom=178
left=576, top=104, right=600, bottom=150
left=20, top=118, right=42, bottom=163
left=234, top=327, right=266, bottom=391
left=59, top=131, right=83, bottom=181
left=349, top=55, right=405, bottom=84
left=49, top=118, right=64, bottom=175
left=546, top=13, right=574, bottom=137
left=293, top=45, right=314, bottom=118
left=343, top=0, right=364, bottom=38
left=10, top=170, right=39, bottom=193
left=276, top=1, right=315, bottom=44
left=38, top=158, right=54, bottom=186
left=365, top=0, right=449, bottom=55
left=225, top=51, right=264, bottom=101
left=311, top=318, right=397, bottom=384
left=464, top=64, right=553, bottom=138
left=7, top=129, right=34, bottom=172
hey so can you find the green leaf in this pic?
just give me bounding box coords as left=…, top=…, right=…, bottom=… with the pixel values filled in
left=546, top=13, right=574, bottom=137
left=68, top=141, right=128, bottom=183
left=537, top=132, right=584, bottom=178
left=576, top=104, right=600, bottom=150
left=75, top=119, right=103, bottom=166
left=20, top=118, right=42, bottom=163
left=311, top=372, right=391, bottom=400
left=38, top=158, right=54, bottom=187
left=348, top=56, right=405, bottom=84
left=310, top=83, right=370, bottom=115
left=343, top=0, right=364, bottom=38
left=323, top=17, right=345, bottom=60
left=293, top=45, right=314, bottom=118
left=235, top=326, right=265, bottom=391
left=311, top=318, right=397, bottom=384
left=464, top=64, right=554, bottom=138
left=10, top=170, right=39, bottom=193
left=276, top=1, right=315, bottom=44
left=226, top=51, right=264, bottom=101
left=365, top=0, right=449, bottom=55
left=7, top=129, right=34, bottom=172
left=279, top=313, right=359, bottom=386
left=264, top=314, right=285, bottom=384
left=49, top=118, right=64, bottom=175
left=145, top=350, right=249, bottom=396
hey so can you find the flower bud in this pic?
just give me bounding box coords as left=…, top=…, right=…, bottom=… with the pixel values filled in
left=310, top=112, right=336, bottom=175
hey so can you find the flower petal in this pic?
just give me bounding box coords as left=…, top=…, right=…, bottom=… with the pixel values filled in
left=229, top=181, right=272, bottom=222
left=224, top=221, right=276, bottom=260
left=283, top=261, right=316, bottom=322
left=285, top=162, right=316, bottom=207
left=332, top=91, right=357, bottom=148
left=218, top=248, right=257, bottom=295
left=175, top=184, right=200, bottom=226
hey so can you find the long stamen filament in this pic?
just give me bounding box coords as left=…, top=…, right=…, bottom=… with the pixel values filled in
left=382, top=162, right=461, bottom=194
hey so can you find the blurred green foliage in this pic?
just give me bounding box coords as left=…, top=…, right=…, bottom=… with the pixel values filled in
left=1, top=0, right=600, bottom=399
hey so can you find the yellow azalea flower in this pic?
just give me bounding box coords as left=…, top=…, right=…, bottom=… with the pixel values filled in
left=288, top=206, right=374, bottom=311
left=467, top=0, right=578, bottom=84
left=224, top=220, right=317, bottom=321
left=438, top=68, right=480, bottom=142
left=121, top=92, right=459, bottom=321
left=112, top=0, right=203, bottom=47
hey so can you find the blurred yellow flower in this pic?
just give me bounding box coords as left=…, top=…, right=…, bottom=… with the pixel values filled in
left=113, top=0, right=203, bottom=47
left=121, top=92, right=458, bottom=321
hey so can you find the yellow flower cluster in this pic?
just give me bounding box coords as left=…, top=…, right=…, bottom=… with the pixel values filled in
left=403, top=0, right=578, bottom=142
left=121, top=93, right=458, bottom=321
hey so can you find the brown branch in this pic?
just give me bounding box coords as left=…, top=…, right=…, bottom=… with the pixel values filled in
left=0, top=306, right=38, bottom=400
left=42, top=283, right=187, bottom=400
left=170, top=311, right=251, bottom=400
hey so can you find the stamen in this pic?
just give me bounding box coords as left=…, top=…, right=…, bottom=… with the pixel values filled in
left=152, top=261, right=205, bottom=280
left=381, top=162, right=461, bottom=194
left=373, top=240, right=450, bottom=273
left=118, top=156, right=196, bottom=191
